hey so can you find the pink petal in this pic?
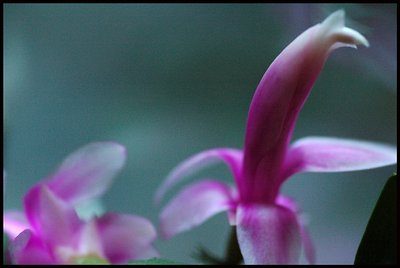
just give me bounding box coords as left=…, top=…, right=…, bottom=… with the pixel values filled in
left=282, top=136, right=397, bottom=180
left=75, top=219, right=105, bottom=260
left=154, top=148, right=243, bottom=204
left=3, top=210, right=30, bottom=240
left=95, top=213, right=158, bottom=264
left=236, top=204, right=301, bottom=264
left=159, top=180, right=235, bottom=239
left=241, top=10, right=369, bottom=204
left=9, top=229, right=55, bottom=264
left=276, top=195, right=315, bottom=264
left=45, top=142, right=126, bottom=205
left=23, top=184, right=82, bottom=249
left=299, top=224, right=316, bottom=264
left=276, top=195, right=300, bottom=213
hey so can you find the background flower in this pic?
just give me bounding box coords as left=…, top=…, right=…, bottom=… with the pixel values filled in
left=4, top=142, right=158, bottom=264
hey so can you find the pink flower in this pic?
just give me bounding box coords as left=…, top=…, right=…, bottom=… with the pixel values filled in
left=155, top=10, right=397, bottom=264
left=4, top=142, right=158, bottom=264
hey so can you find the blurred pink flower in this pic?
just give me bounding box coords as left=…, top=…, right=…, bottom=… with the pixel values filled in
left=4, top=142, right=158, bottom=264
left=155, top=10, right=397, bottom=264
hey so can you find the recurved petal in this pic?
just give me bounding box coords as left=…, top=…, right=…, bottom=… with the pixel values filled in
left=159, top=180, right=235, bottom=239
left=236, top=204, right=301, bottom=264
left=45, top=142, right=126, bottom=206
left=154, top=148, right=243, bottom=204
left=320, top=10, right=369, bottom=51
left=95, top=213, right=158, bottom=264
left=282, top=136, right=397, bottom=179
left=241, top=10, right=369, bottom=204
left=9, top=229, right=55, bottom=264
left=3, top=211, right=30, bottom=240
left=24, top=184, right=82, bottom=248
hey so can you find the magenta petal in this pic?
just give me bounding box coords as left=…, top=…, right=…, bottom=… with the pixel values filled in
left=9, top=229, right=55, bottom=264
left=95, top=213, right=158, bottom=264
left=159, top=180, right=235, bottom=239
left=241, top=11, right=369, bottom=204
left=24, top=184, right=82, bottom=248
left=282, top=137, right=397, bottom=180
left=3, top=211, right=30, bottom=239
left=154, top=148, right=242, bottom=204
left=276, top=195, right=300, bottom=213
left=45, top=142, right=126, bottom=205
left=236, top=204, right=301, bottom=264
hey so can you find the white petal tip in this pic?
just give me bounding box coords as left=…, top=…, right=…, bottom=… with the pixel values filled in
left=342, top=27, right=369, bottom=47
left=320, top=10, right=369, bottom=51
left=321, top=10, right=345, bottom=29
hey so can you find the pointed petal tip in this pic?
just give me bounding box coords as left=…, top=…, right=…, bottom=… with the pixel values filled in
left=44, top=141, right=128, bottom=205
left=83, top=141, right=128, bottom=166
left=320, top=9, right=369, bottom=52
left=341, top=27, right=370, bottom=48
left=96, top=141, right=128, bottom=162
left=287, top=137, right=397, bottom=176
left=323, top=9, right=345, bottom=26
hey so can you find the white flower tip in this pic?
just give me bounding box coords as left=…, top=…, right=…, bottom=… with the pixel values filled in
left=104, top=141, right=127, bottom=157
left=341, top=27, right=370, bottom=48
left=322, top=9, right=346, bottom=29
left=321, top=9, right=369, bottom=51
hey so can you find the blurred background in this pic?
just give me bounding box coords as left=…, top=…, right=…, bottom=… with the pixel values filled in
left=3, top=3, right=397, bottom=264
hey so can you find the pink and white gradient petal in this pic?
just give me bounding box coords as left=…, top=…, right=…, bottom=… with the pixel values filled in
left=154, top=148, right=243, bottom=204
left=95, top=213, right=158, bottom=264
left=159, top=180, right=236, bottom=239
left=241, top=11, right=370, bottom=205
left=9, top=229, right=54, bottom=264
left=282, top=136, right=397, bottom=180
left=23, top=185, right=82, bottom=249
left=236, top=204, right=302, bottom=264
left=3, top=211, right=30, bottom=240
left=45, top=142, right=127, bottom=206
left=276, top=195, right=315, bottom=263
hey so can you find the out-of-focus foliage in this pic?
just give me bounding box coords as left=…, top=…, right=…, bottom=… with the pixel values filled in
left=355, top=174, right=397, bottom=264
left=128, top=258, right=183, bottom=265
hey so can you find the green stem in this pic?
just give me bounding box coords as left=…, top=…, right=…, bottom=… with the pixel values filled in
left=193, top=227, right=243, bottom=265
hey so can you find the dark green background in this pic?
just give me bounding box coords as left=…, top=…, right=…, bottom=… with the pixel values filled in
left=4, top=4, right=397, bottom=264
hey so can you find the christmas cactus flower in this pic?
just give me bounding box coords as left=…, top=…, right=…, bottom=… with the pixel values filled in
left=4, top=142, right=158, bottom=264
left=155, top=10, right=397, bottom=264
